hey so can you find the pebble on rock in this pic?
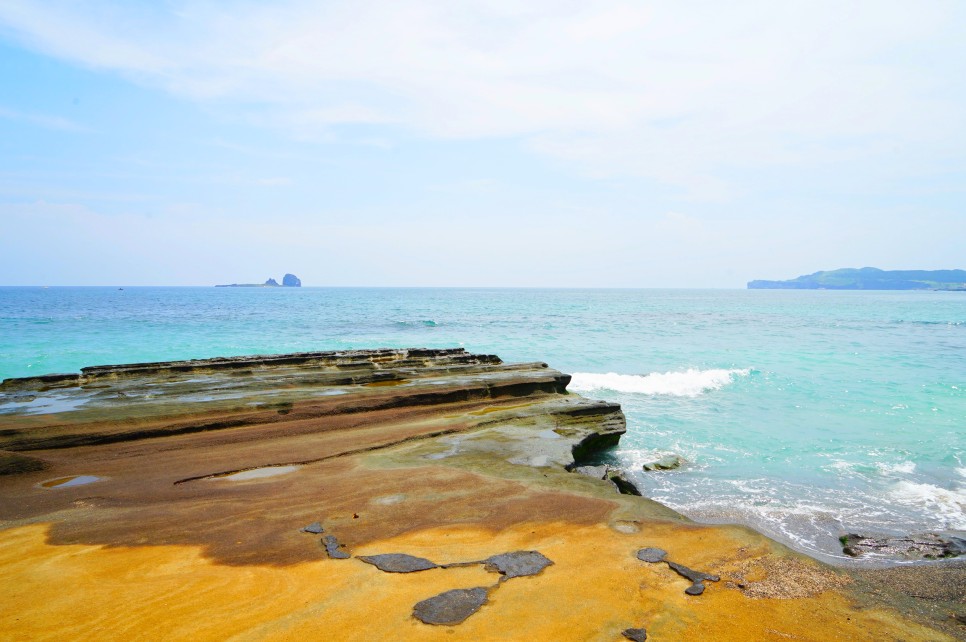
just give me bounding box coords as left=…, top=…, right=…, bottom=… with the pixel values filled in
left=622, top=627, right=648, bottom=641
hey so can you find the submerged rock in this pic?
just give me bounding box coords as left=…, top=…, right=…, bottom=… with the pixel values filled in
left=358, top=554, right=438, bottom=573
left=413, top=587, right=489, bottom=625
left=642, top=455, right=684, bottom=471
left=840, top=533, right=966, bottom=560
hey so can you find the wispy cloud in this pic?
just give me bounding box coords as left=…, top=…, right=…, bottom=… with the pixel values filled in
left=0, top=106, right=90, bottom=132
left=1, top=1, right=963, bottom=197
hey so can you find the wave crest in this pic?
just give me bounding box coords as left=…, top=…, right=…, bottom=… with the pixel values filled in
left=889, top=481, right=966, bottom=530
left=569, top=368, right=751, bottom=397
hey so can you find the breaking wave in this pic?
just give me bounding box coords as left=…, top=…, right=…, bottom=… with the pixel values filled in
left=569, top=368, right=751, bottom=397
left=889, top=481, right=966, bottom=530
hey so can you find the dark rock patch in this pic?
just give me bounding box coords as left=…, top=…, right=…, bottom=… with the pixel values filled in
left=358, top=553, right=438, bottom=573
left=841, top=533, right=965, bottom=560
left=483, top=550, right=553, bottom=580
left=412, top=587, right=490, bottom=625
left=322, top=535, right=350, bottom=559
left=667, top=560, right=720, bottom=596
left=622, top=627, right=648, bottom=641
left=0, top=451, right=48, bottom=475
left=636, top=547, right=667, bottom=563
left=300, top=521, right=324, bottom=534
left=607, top=470, right=642, bottom=496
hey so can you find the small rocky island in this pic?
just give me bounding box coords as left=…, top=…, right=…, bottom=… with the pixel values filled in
left=749, top=267, right=966, bottom=290
left=0, top=349, right=961, bottom=639
left=216, top=273, right=302, bottom=287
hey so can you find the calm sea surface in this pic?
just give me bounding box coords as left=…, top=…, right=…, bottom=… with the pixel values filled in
left=1, top=286, right=964, bottom=563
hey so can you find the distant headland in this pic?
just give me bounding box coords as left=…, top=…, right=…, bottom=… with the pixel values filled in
left=216, top=273, right=302, bottom=288
left=748, top=267, right=966, bottom=290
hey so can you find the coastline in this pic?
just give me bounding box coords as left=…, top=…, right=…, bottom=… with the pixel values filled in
left=0, top=349, right=962, bottom=639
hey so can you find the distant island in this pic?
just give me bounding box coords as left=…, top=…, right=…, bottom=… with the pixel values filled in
left=748, top=268, right=966, bottom=290
left=216, top=273, right=302, bottom=288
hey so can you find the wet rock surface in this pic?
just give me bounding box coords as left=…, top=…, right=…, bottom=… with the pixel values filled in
left=636, top=547, right=667, bottom=563
left=622, top=627, right=648, bottom=641
left=322, top=535, right=350, bottom=559
left=483, top=550, right=554, bottom=580
left=606, top=469, right=642, bottom=496
left=642, top=455, right=684, bottom=471
left=412, top=587, right=490, bottom=625
left=841, top=533, right=966, bottom=560
left=358, top=554, right=438, bottom=573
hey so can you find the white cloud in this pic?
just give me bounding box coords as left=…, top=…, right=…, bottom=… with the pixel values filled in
left=1, top=1, right=963, bottom=196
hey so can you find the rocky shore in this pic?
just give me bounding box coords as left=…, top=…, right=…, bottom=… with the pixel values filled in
left=0, top=349, right=962, bottom=640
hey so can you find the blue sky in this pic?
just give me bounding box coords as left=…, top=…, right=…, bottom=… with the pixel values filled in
left=1, top=1, right=964, bottom=287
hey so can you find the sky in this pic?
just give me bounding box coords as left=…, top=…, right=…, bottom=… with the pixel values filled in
left=0, top=1, right=964, bottom=287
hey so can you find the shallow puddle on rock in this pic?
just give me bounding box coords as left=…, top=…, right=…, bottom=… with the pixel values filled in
left=40, top=475, right=101, bottom=489
left=221, top=465, right=300, bottom=481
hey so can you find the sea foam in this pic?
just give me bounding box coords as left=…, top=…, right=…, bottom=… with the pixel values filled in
left=569, top=368, right=750, bottom=397
left=889, top=481, right=966, bottom=530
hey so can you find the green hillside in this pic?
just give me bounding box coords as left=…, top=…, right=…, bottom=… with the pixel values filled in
left=748, top=268, right=966, bottom=290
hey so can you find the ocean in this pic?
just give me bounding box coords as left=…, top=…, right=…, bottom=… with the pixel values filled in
left=1, top=286, right=963, bottom=564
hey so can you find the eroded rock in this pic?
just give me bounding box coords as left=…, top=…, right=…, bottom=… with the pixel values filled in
left=483, top=550, right=554, bottom=579
left=413, top=587, right=489, bottom=625
left=358, top=553, right=438, bottom=573
left=571, top=465, right=608, bottom=480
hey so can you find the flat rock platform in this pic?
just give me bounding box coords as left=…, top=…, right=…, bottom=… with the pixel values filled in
left=0, top=349, right=959, bottom=640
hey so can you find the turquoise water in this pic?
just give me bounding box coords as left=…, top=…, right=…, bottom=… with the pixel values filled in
left=1, top=286, right=964, bottom=563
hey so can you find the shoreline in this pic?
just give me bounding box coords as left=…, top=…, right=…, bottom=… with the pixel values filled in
left=1, top=349, right=963, bottom=639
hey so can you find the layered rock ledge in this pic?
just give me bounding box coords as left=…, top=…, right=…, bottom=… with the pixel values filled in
left=0, top=349, right=960, bottom=640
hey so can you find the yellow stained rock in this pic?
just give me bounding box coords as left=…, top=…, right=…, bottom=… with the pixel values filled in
left=0, top=522, right=952, bottom=641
